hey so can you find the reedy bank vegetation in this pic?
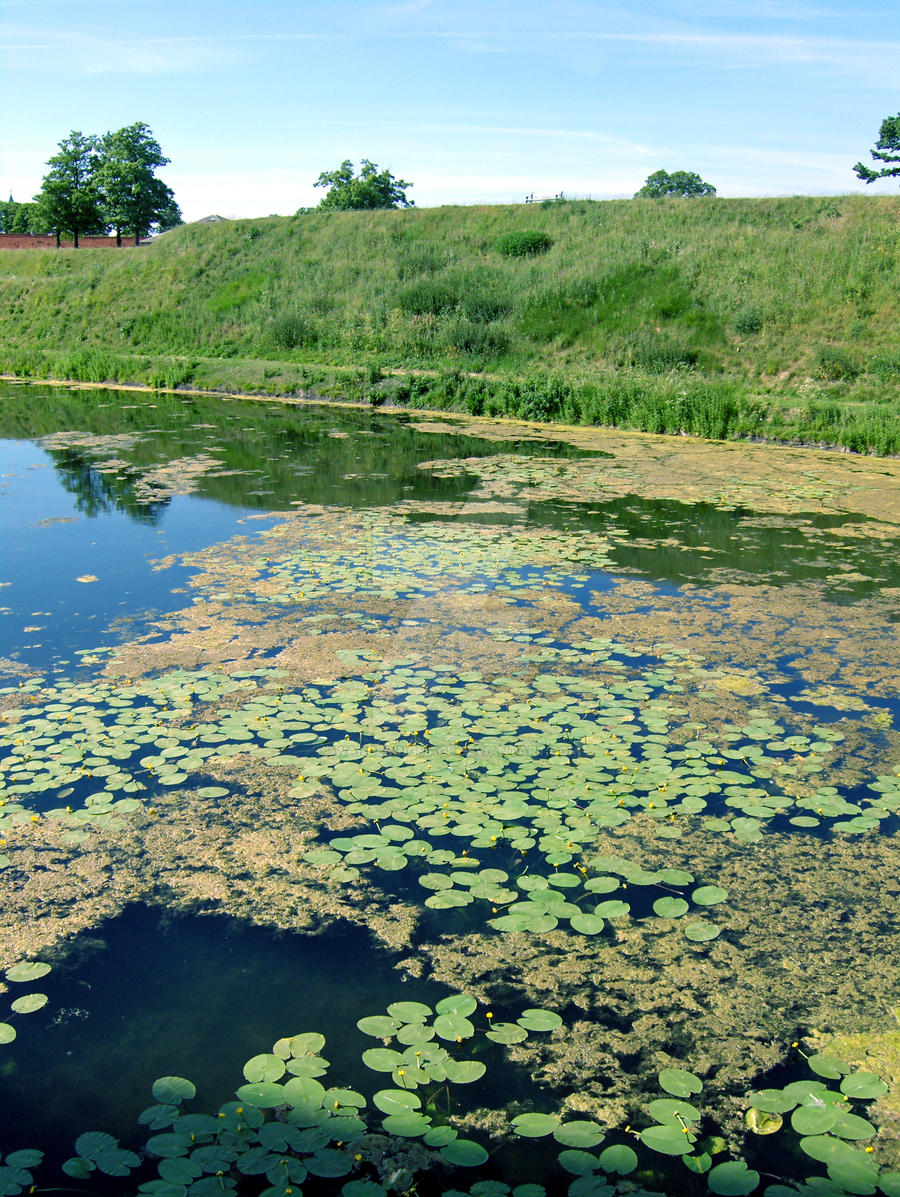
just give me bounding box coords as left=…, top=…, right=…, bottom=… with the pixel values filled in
left=2, top=194, right=899, bottom=452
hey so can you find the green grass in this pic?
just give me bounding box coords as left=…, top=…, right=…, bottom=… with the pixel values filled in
left=2, top=194, right=899, bottom=452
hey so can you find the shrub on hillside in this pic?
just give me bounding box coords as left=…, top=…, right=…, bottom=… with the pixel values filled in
left=461, top=292, right=510, bottom=322
left=815, top=345, right=858, bottom=381
left=627, top=332, right=698, bottom=373
left=443, top=318, right=509, bottom=359
left=269, top=312, right=318, bottom=350
left=495, top=230, right=553, bottom=257
left=397, top=279, right=458, bottom=315
left=733, top=305, right=764, bottom=335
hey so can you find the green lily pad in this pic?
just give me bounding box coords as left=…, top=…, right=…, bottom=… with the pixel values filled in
left=243, top=1054, right=286, bottom=1083
left=512, top=1113, right=559, bottom=1138
left=658, top=1068, right=702, bottom=1097
left=235, top=1082, right=285, bottom=1109
left=707, top=1161, right=760, bottom=1195
left=557, top=1148, right=601, bottom=1176
left=639, top=1123, right=696, bottom=1154
left=9, top=992, right=47, bottom=1014
left=691, top=885, right=728, bottom=906
left=840, top=1072, right=888, bottom=1099
left=435, top=994, right=478, bottom=1017
left=440, top=1139, right=489, bottom=1167
left=486, top=1020, right=528, bottom=1044
left=553, top=1121, right=606, bottom=1148
left=807, top=1054, right=851, bottom=1079
left=386, top=1001, right=433, bottom=1023
left=152, top=1076, right=196, bottom=1104
left=653, top=897, right=689, bottom=918
left=745, top=1107, right=782, bottom=1135
left=381, top=1113, right=431, bottom=1137
left=568, top=913, right=606, bottom=935
left=517, top=1008, right=562, bottom=1032
left=357, top=1015, right=401, bottom=1038
left=647, top=1098, right=701, bottom=1127
left=5, top=961, right=51, bottom=983
left=826, top=1158, right=880, bottom=1195
left=791, top=1105, right=838, bottom=1135
left=684, top=921, right=720, bottom=942
left=598, top=1144, right=638, bottom=1175
left=433, top=1012, right=475, bottom=1041
left=372, top=1089, right=421, bottom=1114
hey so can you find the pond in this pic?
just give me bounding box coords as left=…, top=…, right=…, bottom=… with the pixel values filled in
left=1, top=380, right=899, bottom=1197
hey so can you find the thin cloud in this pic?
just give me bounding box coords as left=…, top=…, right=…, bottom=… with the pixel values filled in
left=0, top=28, right=340, bottom=74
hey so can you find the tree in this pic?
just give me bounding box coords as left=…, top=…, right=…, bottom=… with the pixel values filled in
left=854, top=114, right=900, bottom=186
left=313, top=159, right=413, bottom=210
left=34, top=131, right=106, bottom=247
left=96, top=122, right=177, bottom=244
left=635, top=170, right=716, bottom=198
left=0, top=197, right=47, bottom=234
left=155, top=196, right=184, bottom=233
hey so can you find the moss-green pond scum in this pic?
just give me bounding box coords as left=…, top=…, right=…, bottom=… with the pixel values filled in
left=0, top=381, right=898, bottom=1195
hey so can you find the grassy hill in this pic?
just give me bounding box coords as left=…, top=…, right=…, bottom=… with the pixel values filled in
left=2, top=195, right=900, bottom=451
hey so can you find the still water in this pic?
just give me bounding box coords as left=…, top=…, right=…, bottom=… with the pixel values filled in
left=0, top=381, right=898, bottom=1197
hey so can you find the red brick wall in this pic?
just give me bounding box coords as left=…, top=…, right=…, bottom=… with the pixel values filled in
left=0, top=234, right=137, bottom=249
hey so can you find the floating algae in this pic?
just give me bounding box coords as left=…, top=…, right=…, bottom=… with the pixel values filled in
left=1, top=388, right=899, bottom=1194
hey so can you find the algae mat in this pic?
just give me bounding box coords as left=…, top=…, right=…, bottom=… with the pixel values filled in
left=1, top=396, right=899, bottom=1197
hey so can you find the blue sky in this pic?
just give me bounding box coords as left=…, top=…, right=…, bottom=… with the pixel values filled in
left=2, top=0, right=899, bottom=220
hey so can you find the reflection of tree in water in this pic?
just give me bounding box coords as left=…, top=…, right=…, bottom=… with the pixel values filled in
left=50, top=448, right=169, bottom=525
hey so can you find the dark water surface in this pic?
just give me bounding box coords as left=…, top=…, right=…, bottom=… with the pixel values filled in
left=0, top=382, right=897, bottom=1197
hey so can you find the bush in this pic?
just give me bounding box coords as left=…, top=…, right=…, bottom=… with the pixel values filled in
left=627, top=332, right=698, bottom=373
left=268, top=312, right=317, bottom=350
left=495, top=230, right=553, bottom=257
left=442, top=318, right=509, bottom=359
left=815, top=345, right=858, bottom=381
left=397, top=279, right=458, bottom=315
left=461, top=293, right=510, bottom=323
left=733, top=305, right=764, bottom=335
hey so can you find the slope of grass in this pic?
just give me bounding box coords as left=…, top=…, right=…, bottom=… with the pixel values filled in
left=2, top=194, right=899, bottom=451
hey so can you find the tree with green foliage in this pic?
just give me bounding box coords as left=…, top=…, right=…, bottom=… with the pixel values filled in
left=313, top=159, right=413, bottom=210
left=97, top=122, right=178, bottom=244
left=635, top=170, right=716, bottom=198
left=854, top=114, right=900, bottom=186
left=0, top=198, right=46, bottom=234
left=154, top=195, right=184, bottom=233
left=35, top=131, right=106, bottom=246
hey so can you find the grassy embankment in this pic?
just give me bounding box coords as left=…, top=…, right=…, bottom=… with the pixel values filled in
left=2, top=194, right=899, bottom=452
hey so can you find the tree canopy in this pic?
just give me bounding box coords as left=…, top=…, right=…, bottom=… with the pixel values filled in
left=96, top=122, right=179, bottom=244
left=33, top=125, right=181, bottom=246
left=0, top=198, right=45, bottom=235
left=854, top=114, right=900, bottom=186
left=313, top=159, right=414, bottom=210
left=35, top=131, right=105, bottom=247
left=635, top=170, right=716, bottom=198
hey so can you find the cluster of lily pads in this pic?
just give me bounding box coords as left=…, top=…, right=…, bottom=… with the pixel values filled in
left=195, top=514, right=620, bottom=609
left=3, top=988, right=894, bottom=1197
left=2, top=639, right=897, bottom=945
left=0, top=959, right=50, bottom=1047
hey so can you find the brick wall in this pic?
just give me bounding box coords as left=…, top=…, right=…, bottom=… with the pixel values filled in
left=0, top=234, right=138, bottom=249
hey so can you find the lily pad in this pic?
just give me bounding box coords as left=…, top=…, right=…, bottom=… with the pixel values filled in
left=512, top=1113, right=560, bottom=1138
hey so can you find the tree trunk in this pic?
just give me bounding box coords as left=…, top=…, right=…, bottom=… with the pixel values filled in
left=116, top=225, right=122, bottom=247
left=73, top=229, right=79, bottom=248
